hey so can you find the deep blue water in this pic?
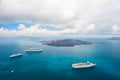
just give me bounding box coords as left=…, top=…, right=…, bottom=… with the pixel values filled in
left=0, top=38, right=120, bottom=80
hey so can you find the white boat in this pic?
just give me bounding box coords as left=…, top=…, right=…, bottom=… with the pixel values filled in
left=11, top=70, right=14, bottom=73
left=25, top=48, right=43, bottom=52
left=72, top=61, right=96, bottom=69
left=9, top=53, right=23, bottom=58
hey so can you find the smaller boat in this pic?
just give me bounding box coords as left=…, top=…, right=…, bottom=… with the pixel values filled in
left=11, top=70, right=14, bottom=73
left=72, top=61, right=96, bottom=69
left=9, top=53, right=23, bottom=58
left=25, top=48, right=43, bottom=52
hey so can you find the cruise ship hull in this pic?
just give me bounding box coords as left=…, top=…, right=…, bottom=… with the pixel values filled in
left=72, top=62, right=96, bottom=69
left=25, top=50, right=42, bottom=53
left=10, top=54, right=23, bottom=58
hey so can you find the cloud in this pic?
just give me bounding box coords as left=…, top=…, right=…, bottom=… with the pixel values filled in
left=0, top=24, right=59, bottom=37
left=0, top=0, right=77, bottom=24
left=112, top=25, right=120, bottom=35
left=0, top=0, right=120, bottom=36
left=18, top=24, right=25, bottom=29
left=0, top=24, right=98, bottom=37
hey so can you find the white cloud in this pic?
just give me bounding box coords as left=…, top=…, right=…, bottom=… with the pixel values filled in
left=18, top=24, right=25, bottom=29
left=0, top=24, right=57, bottom=37
left=112, top=25, right=120, bottom=35
left=86, top=24, right=96, bottom=31
left=0, top=0, right=120, bottom=36
left=0, top=24, right=98, bottom=37
left=0, top=0, right=77, bottom=24
left=82, top=24, right=96, bottom=34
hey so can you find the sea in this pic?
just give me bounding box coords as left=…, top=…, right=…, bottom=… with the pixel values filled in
left=0, top=37, right=120, bottom=80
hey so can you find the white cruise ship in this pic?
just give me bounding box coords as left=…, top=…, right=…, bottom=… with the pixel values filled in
left=25, top=48, right=43, bottom=52
left=72, top=61, right=96, bottom=69
left=9, top=53, right=23, bottom=58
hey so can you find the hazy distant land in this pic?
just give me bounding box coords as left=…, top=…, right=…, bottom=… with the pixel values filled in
left=108, top=37, right=120, bottom=40
left=41, top=39, right=92, bottom=47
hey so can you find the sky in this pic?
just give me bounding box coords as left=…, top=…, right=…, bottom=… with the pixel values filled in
left=0, top=0, right=120, bottom=37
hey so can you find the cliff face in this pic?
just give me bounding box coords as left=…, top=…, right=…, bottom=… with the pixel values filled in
left=41, top=39, right=92, bottom=47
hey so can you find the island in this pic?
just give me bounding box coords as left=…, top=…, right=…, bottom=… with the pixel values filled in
left=41, top=39, right=92, bottom=47
left=108, top=37, right=120, bottom=40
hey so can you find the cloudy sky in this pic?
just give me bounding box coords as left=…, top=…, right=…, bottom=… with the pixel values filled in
left=0, top=0, right=120, bottom=37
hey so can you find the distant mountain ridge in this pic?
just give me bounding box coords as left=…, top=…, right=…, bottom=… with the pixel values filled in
left=41, top=39, right=92, bottom=47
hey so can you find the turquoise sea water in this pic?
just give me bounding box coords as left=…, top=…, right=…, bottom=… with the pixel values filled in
left=0, top=38, right=120, bottom=80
